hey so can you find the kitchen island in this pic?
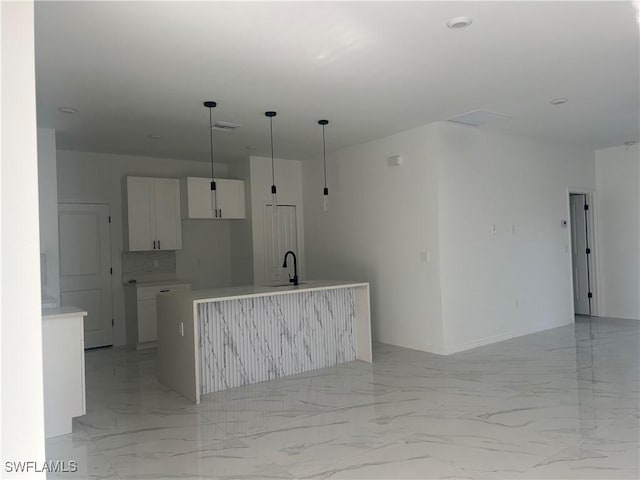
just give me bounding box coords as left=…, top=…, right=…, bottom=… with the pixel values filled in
left=156, top=281, right=371, bottom=403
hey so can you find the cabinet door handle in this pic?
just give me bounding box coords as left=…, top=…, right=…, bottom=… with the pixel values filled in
left=158, top=240, right=161, bottom=249
left=160, top=289, right=170, bottom=293
left=219, top=208, right=222, bottom=218
left=153, top=240, right=156, bottom=250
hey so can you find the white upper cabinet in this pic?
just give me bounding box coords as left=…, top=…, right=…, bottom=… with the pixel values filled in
left=181, top=177, right=246, bottom=219
left=126, top=177, right=155, bottom=250
left=217, top=179, right=246, bottom=219
left=181, top=177, right=212, bottom=219
left=124, top=177, right=182, bottom=251
left=152, top=178, right=182, bottom=249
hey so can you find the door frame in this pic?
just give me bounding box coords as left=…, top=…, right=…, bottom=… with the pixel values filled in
left=263, top=203, right=300, bottom=285
left=58, top=201, right=115, bottom=347
left=566, top=188, right=601, bottom=318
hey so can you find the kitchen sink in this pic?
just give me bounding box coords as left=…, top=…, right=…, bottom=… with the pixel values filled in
left=268, top=282, right=308, bottom=287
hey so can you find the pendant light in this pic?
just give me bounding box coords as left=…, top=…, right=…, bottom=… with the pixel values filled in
left=318, top=119, right=329, bottom=211
left=265, top=111, right=278, bottom=213
left=204, top=101, right=218, bottom=215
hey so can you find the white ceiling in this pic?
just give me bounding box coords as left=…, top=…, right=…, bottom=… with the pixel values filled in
left=35, top=1, right=639, bottom=163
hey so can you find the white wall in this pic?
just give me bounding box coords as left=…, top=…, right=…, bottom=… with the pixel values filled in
left=56, top=150, right=231, bottom=346
left=595, top=144, right=640, bottom=320
left=302, top=124, right=444, bottom=353
left=175, top=220, right=231, bottom=290
left=228, top=157, right=254, bottom=286
left=435, top=122, right=595, bottom=353
left=1, top=0, right=46, bottom=474
left=37, top=128, right=60, bottom=304
left=303, top=120, right=597, bottom=355
left=250, top=156, right=305, bottom=286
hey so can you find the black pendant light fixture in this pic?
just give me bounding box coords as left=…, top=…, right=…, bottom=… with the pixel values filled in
left=204, top=101, right=218, bottom=215
left=318, top=119, right=329, bottom=211
left=265, top=111, right=278, bottom=214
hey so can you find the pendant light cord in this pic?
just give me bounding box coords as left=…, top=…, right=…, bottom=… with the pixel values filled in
left=269, top=116, right=275, bottom=186
left=209, top=107, right=215, bottom=179
left=322, top=123, right=327, bottom=190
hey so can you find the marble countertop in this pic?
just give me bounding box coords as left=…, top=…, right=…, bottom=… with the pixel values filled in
left=163, top=280, right=368, bottom=303
left=123, top=279, right=191, bottom=287
left=42, top=306, right=87, bottom=320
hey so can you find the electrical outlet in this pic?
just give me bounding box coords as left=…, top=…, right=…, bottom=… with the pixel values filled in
left=420, top=251, right=430, bottom=263
left=153, top=259, right=160, bottom=269
left=179, top=322, right=184, bottom=336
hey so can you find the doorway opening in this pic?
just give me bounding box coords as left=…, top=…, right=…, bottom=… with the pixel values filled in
left=568, top=192, right=598, bottom=317
left=264, top=204, right=298, bottom=285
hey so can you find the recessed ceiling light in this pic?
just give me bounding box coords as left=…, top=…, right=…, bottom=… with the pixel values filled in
left=624, top=141, right=637, bottom=146
left=447, top=16, right=473, bottom=29
left=58, top=106, right=78, bottom=114
left=147, top=134, right=161, bottom=140
left=550, top=97, right=568, bottom=105
left=245, top=145, right=257, bottom=150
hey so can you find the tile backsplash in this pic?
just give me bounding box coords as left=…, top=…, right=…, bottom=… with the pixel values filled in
left=122, top=250, right=176, bottom=283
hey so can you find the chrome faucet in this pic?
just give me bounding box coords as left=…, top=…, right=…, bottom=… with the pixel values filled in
left=282, top=251, right=299, bottom=286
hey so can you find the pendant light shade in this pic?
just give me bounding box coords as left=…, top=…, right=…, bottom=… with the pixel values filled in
left=204, top=101, right=218, bottom=214
left=318, top=119, right=329, bottom=211
left=265, top=111, right=278, bottom=213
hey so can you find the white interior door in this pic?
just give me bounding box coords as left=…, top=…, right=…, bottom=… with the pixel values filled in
left=59, top=203, right=113, bottom=348
left=265, top=205, right=298, bottom=285
left=570, top=194, right=591, bottom=315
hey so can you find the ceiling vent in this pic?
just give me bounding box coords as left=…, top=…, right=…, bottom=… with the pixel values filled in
left=211, top=121, right=240, bottom=132
left=447, top=109, right=510, bottom=127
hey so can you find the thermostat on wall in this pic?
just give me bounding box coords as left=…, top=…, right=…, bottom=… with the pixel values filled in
left=388, top=155, right=403, bottom=166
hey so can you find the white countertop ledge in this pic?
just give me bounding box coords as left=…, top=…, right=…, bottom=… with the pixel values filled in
left=42, top=306, right=88, bottom=320
left=162, top=280, right=368, bottom=303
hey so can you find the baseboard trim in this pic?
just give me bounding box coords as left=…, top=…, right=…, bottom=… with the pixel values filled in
left=595, top=314, right=640, bottom=321
left=372, top=339, right=447, bottom=356
left=442, top=319, right=575, bottom=355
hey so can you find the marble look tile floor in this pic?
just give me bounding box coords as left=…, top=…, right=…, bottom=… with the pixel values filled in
left=46, top=316, right=639, bottom=479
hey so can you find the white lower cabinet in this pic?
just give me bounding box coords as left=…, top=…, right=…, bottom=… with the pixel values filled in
left=125, top=282, right=191, bottom=349
left=42, top=307, right=87, bottom=438
left=137, top=299, right=158, bottom=343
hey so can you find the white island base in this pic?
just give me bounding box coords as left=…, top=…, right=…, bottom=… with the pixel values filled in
left=157, top=281, right=371, bottom=404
